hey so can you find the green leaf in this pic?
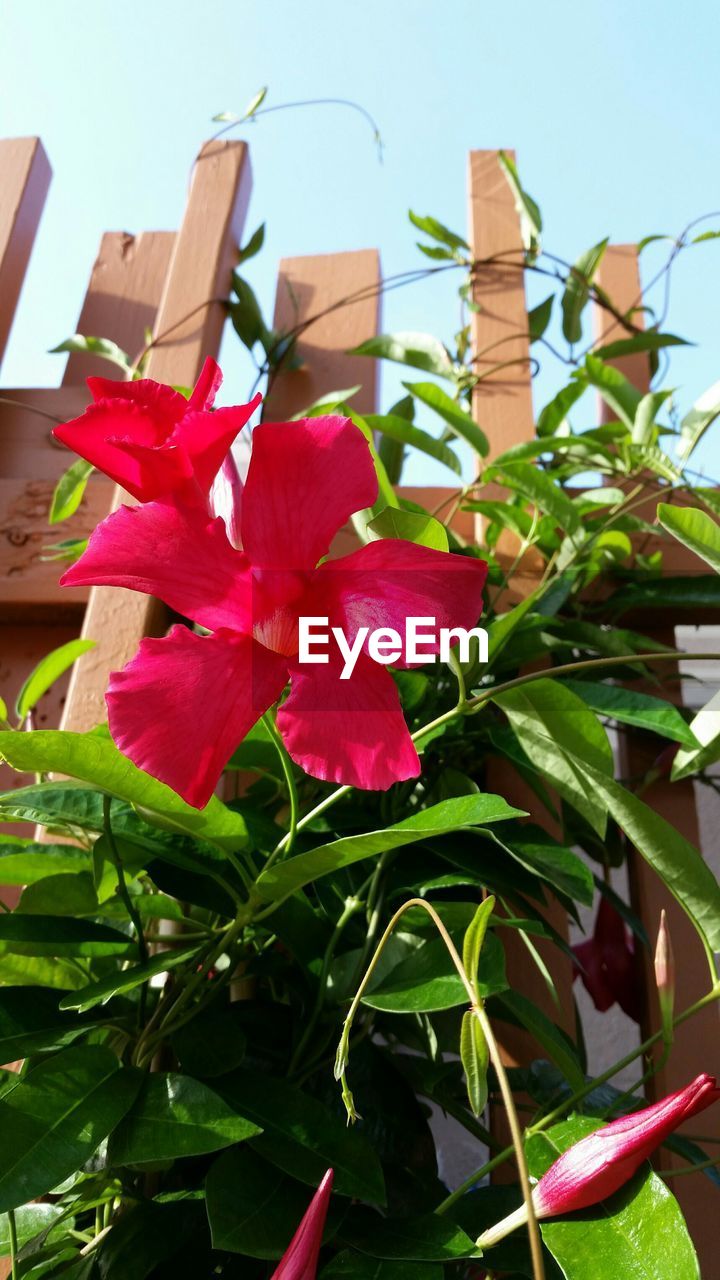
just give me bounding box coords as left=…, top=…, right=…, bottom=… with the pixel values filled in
left=322, top=1252, right=442, bottom=1279
left=365, top=413, right=462, bottom=476
left=583, top=355, right=643, bottom=429
left=0, top=730, right=247, bottom=851
left=496, top=990, right=584, bottom=1089
left=498, top=151, right=542, bottom=258
left=408, top=210, right=469, bottom=252
left=17, top=872, right=99, bottom=916
left=657, top=503, right=720, bottom=573
left=671, top=689, right=720, bottom=780
left=0, top=988, right=101, bottom=1061
left=526, top=1116, right=700, bottom=1279
left=362, top=929, right=506, bottom=1013
left=49, top=335, right=131, bottom=372
left=0, top=1046, right=141, bottom=1211
left=237, top=222, right=265, bottom=264
left=677, top=378, right=720, bottom=460
left=460, top=1010, right=489, bottom=1117
left=344, top=1208, right=477, bottom=1261
left=367, top=506, right=449, bottom=550
left=606, top=574, right=720, bottom=616
left=243, top=86, right=268, bottom=119
left=560, top=678, right=699, bottom=748
left=562, top=239, right=609, bottom=344
left=494, top=822, right=594, bottom=906
left=0, top=837, right=90, bottom=886
left=351, top=332, right=453, bottom=379
left=402, top=381, right=488, bottom=456
left=256, top=795, right=527, bottom=901
left=632, top=388, right=673, bottom=445
left=291, top=386, right=361, bottom=419
left=493, top=678, right=613, bottom=835
left=490, top=462, right=581, bottom=535
left=463, top=896, right=495, bottom=991
left=206, top=1146, right=328, bottom=1257
left=536, top=380, right=587, bottom=436
left=216, top=1068, right=385, bottom=1202
left=229, top=276, right=270, bottom=351
left=0, top=1205, right=65, bottom=1259
left=15, top=640, right=96, bottom=721
left=582, top=764, right=720, bottom=953
left=528, top=294, right=554, bottom=342
left=595, top=331, right=689, bottom=361
left=49, top=459, right=94, bottom=524
left=0, top=914, right=134, bottom=958
left=59, top=945, right=200, bottom=1012
left=108, top=1073, right=261, bottom=1165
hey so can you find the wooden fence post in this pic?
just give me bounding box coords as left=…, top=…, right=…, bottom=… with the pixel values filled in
left=595, top=246, right=720, bottom=1258
left=0, top=138, right=51, bottom=369
left=60, top=141, right=252, bottom=734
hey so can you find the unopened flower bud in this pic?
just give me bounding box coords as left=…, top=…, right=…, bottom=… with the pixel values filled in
left=271, top=1168, right=333, bottom=1279
left=654, top=909, right=675, bottom=1045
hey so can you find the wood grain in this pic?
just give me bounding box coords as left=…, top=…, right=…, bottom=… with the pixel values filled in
left=0, top=138, right=51, bottom=367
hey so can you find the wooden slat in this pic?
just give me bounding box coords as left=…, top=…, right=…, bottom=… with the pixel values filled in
left=0, top=138, right=51, bottom=368
left=264, top=248, right=380, bottom=422
left=468, top=150, right=534, bottom=456
left=63, top=231, right=176, bottom=384
left=61, top=140, right=252, bottom=734
left=594, top=246, right=720, bottom=1261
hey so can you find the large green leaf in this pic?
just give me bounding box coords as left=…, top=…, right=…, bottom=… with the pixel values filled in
left=657, top=503, right=720, bottom=573
left=0, top=915, right=134, bottom=958
left=59, top=945, right=200, bottom=1013
left=0, top=1205, right=65, bottom=1258
left=526, top=1116, right=700, bottom=1279
left=606, top=574, right=720, bottom=616
left=362, top=929, right=506, bottom=1013
left=108, top=1073, right=261, bottom=1165
left=402, top=381, right=489, bottom=456
left=581, top=763, right=720, bottom=953
left=15, top=640, right=96, bottom=721
left=0, top=730, right=247, bottom=851
left=560, top=678, right=698, bottom=748
left=0, top=1046, right=141, bottom=1210
left=582, top=355, right=643, bottom=429
left=216, top=1068, right=385, bottom=1203
left=343, top=1207, right=477, bottom=1261
left=0, top=837, right=91, bottom=886
left=490, top=462, right=581, bottom=535
left=0, top=988, right=101, bottom=1060
left=365, top=413, right=462, bottom=476
left=677, top=378, right=720, bottom=460
left=206, top=1146, right=333, bottom=1257
left=562, top=239, right=609, bottom=343
left=493, top=679, right=613, bottom=835
left=351, top=332, right=453, bottom=379
left=367, top=506, right=449, bottom=551
left=671, top=689, right=720, bottom=780
left=256, top=795, right=526, bottom=901
left=492, top=823, right=594, bottom=906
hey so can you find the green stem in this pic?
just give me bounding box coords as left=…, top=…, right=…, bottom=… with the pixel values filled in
left=8, top=1208, right=18, bottom=1280
left=263, top=711, right=300, bottom=864
left=289, top=894, right=364, bottom=1075
left=103, top=795, right=149, bottom=968
left=656, top=1155, right=720, bottom=1178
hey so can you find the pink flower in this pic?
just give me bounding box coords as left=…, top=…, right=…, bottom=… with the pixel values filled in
left=572, top=896, right=641, bottom=1022
left=271, top=1169, right=333, bottom=1280
left=479, top=1074, right=720, bottom=1248
left=53, top=358, right=260, bottom=506
left=61, top=414, right=487, bottom=806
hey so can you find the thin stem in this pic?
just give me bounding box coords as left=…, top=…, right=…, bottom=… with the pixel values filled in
left=273, top=785, right=352, bottom=858
left=8, top=1208, right=18, bottom=1280
left=336, top=897, right=544, bottom=1280
left=289, top=894, right=363, bottom=1075
left=656, top=1155, right=720, bottom=1178
left=103, top=795, right=149, bottom=968
left=262, top=711, right=299, bottom=864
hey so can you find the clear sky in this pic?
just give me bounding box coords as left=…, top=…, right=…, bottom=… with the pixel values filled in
left=2, top=0, right=720, bottom=484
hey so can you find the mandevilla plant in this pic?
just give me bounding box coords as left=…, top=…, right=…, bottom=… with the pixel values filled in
left=2, top=149, right=720, bottom=1280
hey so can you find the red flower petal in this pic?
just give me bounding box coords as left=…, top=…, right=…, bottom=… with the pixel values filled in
left=271, top=1169, right=334, bottom=1280
left=241, top=417, right=377, bottom=568
left=170, top=398, right=260, bottom=494
left=107, top=626, right=288, bottom=808
left=61, top=503, right=253, bottom=633
left=54, top=397, right=185, bottom=500
left=318, top=539, right=488, bottom=666
left=187, top=356, right=223, bottom=411
left=278, top=652, right=420, bottom=790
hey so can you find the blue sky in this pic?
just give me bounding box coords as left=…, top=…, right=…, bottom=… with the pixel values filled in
left=2, top=0, right=720, bottom=483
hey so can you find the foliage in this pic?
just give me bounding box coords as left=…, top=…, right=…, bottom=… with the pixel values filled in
left=5, top=144, right=720, bottom=1279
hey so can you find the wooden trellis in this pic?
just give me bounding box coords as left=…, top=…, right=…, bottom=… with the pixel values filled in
left=0, top=134, right=718, bottom=1262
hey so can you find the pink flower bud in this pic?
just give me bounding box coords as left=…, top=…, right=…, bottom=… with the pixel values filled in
left=654, top=909, right=675, bottom=1036
left=270, top=1169, right=334, bottom=1280
left=479, top=1075, right=719, bottom=1249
